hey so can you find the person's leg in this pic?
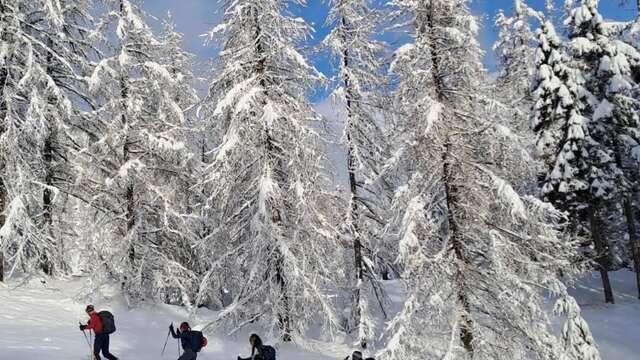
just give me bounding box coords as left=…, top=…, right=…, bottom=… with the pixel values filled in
left=178, top=349, right=197, bottom=360
left=100, top=334, right=118, bottom=360
left=93, top=334, right=103, bottom=360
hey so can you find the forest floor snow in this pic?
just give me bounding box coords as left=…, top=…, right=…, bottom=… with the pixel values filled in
left=566, top=270, right=640, bottom=359
left=0, top=271, right=639, bottom=360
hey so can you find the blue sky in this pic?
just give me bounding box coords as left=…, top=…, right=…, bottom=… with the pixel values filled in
left=142, top=0, right=635, bottom=78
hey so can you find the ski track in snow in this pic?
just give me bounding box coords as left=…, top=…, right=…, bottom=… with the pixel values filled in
left=1, top=271, right=639, bottom=360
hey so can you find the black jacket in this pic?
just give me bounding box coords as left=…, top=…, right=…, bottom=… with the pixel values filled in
left=238, top=345, right=270, bottom=360
left=170, top=328, right=194, bottom=351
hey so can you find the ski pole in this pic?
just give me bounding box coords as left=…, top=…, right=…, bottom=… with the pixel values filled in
left=81, top=328, right=95, bottom=360
left=80, top=322, right=92, bottom=351
left=90, top=330, right=96, bottom=360
left=82, top=329, right=91, bottom=349
left=161, top=326, right=171, bottom=356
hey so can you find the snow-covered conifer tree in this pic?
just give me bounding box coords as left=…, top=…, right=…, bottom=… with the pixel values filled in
left=323, top=0, right=389, bottom=348
left=566, top=0, right=640, bottom=302
left=380, top=1, right=600, bottom=358
left=529, top=18, right=617, bottom=303
left=530, top=20, right=592, bottom=221
left=201, top=0, right=342, bottom=340
left=0, top=0, right=94, bottom=278
left=494, top=0, right=538, bottom=107
left=79, top=0, right=199, bottom=304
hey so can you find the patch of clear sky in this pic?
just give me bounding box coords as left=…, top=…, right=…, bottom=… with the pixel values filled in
left=142, top=0, right=635, bottom=99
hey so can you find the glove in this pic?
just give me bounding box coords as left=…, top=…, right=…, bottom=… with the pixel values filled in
left=79, top=324, right=86, bottom=331
left=169, top=324, right=174, bottom=331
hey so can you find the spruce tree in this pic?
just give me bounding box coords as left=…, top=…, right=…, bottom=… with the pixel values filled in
left=566, top=0, right=640, bottom=301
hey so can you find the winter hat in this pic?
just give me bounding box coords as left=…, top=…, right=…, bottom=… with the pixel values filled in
left=352, top=351, right=363, bottom=360
left=85, top=305, right=95, bottom=313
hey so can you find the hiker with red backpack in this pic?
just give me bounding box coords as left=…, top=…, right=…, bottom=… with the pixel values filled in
left=237, top=334, right=277, bottom=360
left=79, top=305, right=118, bottom=360
left=169, top=322, right=208, bottom=360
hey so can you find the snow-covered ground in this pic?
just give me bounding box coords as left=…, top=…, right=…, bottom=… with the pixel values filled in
left=1, top=271, right=639, bottom=360
left=0, top=277, right=352, bottom=360
left=566, top=270, right=640, bottom=359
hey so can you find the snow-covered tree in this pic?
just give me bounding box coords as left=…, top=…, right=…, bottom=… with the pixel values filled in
left=494, top=0, right=538, bottom=107
left=200, top=0, right=342, bottom=340
left=530, top=20, right=592, bottom=221
left=380, top=0, right=600, bottom=358
left=566, top=0, right=640, bottom=302
left=78, top=0, right=199, bottom=305
left=323, top=0, right=389, bottom=348
left=529, top=17, right=617, bottom=303
left=0, top=0, right=94, bottom=279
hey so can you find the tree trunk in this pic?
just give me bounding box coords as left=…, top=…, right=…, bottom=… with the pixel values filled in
left=424, top=5, right=475, bottom=353
left=0, top=178, right=5, bottom=283
left=0, top=2, right=8, bottom=283
left=340, top=14, right=368, bottom=349
left=621, top=196, right=640, bottom=299
left=612, top=133, right=640, bottom=298
left=443, top=141, right=475, bottom=354
left=119, top=0, right=135, bottom=264
left=41, top=40, right=56, bottom=276
left=252, top=5, right=291, bottom=341
left=589, top=205, right=615, bottom=304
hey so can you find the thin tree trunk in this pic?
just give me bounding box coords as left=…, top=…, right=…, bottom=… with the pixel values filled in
left=41, top=39, right=56, bottom=276
left=252, top=5, right=291, bottom=341
left=425, top=5, right=475, bottom=353
left=120, top=0, right=135, bottom=264
left=612, top=133, right=640, bottom=299
left=443, top=140, right=475, bottom=354
left=340, top=14, right=368, bottom=349
left=0, top=2, right=9, bottom=283
left=622, top=196, right=640, bottom=299
left=589, top=205, right=615, bottom=304
left=0, top=178, right=5, bottom=283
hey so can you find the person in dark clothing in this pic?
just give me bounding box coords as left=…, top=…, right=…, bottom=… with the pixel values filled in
left=170, top=322, right=198, bottom=360
left=344, top=351, right=374, bottom=360
left=237, top=334, right=269, bottom=360
left=79, top=305, right=118, bottom=360
left=344, top=351, right=363, bottom=360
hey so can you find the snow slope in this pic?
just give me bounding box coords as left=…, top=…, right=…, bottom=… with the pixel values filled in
left=0, top=277, right=352, bottom=360
left=1, top=271, right=639, bottom=360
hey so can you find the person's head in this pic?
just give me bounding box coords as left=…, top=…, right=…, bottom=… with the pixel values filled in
left=85, top=305, right=95, bottom=314
left=249, top=333, right=263, bottom=348
left=179, top=322, right=190, bottom=332
left=351, top=351, right=363, bottom=360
